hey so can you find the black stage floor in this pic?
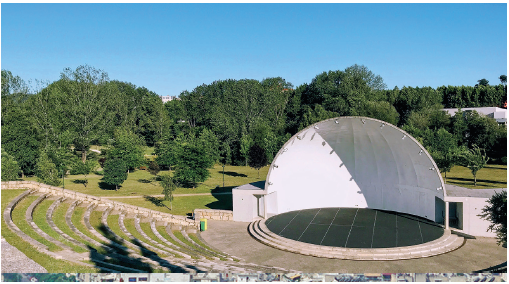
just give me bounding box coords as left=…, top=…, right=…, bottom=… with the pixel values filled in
left=265, top=208, right=444, bottom=248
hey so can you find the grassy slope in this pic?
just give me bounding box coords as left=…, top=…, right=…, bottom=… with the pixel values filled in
left=442, top=165, right=507, bottom=189
left=33, top=199, right=88, bottom=253
left=23, top=164, right=270, bottom=197
left=1, top=190, right=99, bottom=272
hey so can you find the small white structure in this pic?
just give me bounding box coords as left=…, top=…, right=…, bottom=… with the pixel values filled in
left=444, top=184, right=506, bottom=238
left=232, top=181, right=265, bottom=222
left=442, top=107, right=507, bottom=124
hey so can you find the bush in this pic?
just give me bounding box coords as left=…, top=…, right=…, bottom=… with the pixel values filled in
left=502, top=157, right=507, bottom=165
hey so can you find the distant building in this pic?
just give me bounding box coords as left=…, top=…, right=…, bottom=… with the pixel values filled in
left=442, top=107, right=507, bottom=125
left=160, top=95, right=177, bottom=104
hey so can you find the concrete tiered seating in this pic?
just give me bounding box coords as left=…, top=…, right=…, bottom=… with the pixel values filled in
left=248, top=219, right=465, bottom=260
left=3, top=189, right=294, bottom=273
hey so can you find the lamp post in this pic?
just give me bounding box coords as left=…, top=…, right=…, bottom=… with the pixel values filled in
left=222, top=164, right=225, bottom=188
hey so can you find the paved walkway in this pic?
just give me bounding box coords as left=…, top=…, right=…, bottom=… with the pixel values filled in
left=105, top=192, right=232, bottom=199
left=1, top=238, right=47, bottom=273
left=201, top=220, right=507, bottom=273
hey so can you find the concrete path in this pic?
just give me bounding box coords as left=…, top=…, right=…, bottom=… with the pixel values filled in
left=201, top=219, right=507, bottom=273
left=105, top=192, right=232, bottom=199
left=1, top=238, right=47, bottom=273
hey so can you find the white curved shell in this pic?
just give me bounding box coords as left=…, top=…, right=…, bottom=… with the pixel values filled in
left=265, top=117, right=446, bottom=222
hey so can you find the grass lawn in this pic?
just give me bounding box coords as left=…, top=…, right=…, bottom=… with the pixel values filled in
left=1, top=190, right=100, bottom=272
left=443, top=164, right=507, bottom=189
left=23, top=164, right=269, bottom=197
left=113, top=194, right=232, bottom=217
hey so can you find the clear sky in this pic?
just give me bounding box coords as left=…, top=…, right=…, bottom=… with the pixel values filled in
left=1, top=3, right=507, bottom=96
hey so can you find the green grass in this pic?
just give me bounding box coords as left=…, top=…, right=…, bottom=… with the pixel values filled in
left=33, top=199, right=88, bottom=253
left=123, top=218, right=172, bottom=258
left=173, top=230, right=220, bottom=260
left=1, top=190, right=100, bottom=272
left=113, top=194, right=232, bottom=216
left=52, top=201, right=107, bottom=254
left=23, top=164, right=269, bottom=197
left=11, top=195, right=62, bottom=252
left=71, top=206, right=110, bottom=248
left=154, top=226, right=201, bottom=259
left=138, top=222, right=193, bottom=259
left=443, top=164, right=507, bottom=189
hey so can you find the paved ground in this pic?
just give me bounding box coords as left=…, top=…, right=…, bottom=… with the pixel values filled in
left=201, top=219, right=507, bottom=273
left=1, top=238, right=47, bottom=273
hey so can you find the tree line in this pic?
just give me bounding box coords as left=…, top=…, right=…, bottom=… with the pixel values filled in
left=1, top=65, right=507, bottom=189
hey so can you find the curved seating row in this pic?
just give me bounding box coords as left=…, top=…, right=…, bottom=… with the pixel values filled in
left=3, top=190, right=292, bottom=273
left=248, top=219, right=465, bottom=260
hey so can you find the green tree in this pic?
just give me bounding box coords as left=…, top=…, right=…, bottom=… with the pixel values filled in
left=1, top=149, right=20, bottom=181
left=479, top=191, right=507, bottom=247
left=248, top=144, right=268, bottom=178
left=103, top=158, right=128, bottom=191
left=499, top=75, right=507, bottom=86
left=240, top=133, right=253, bottom=166
left=56, top=65, right=118, bottom=162
left=159, top=174, right=177, bottom=210
left=173, top=143, right=214, bottom=188
left=477, top=78, right=489, bottom=87
left=199, top=128, right=221, bottom=164
left=148, top=160, right=160, bottom=176
left=344, top=64, right=387, bottom=91
left=107, top=128, right=145, bottom=172
left=36, top=150, right=61, bottom=186
left=460, top=145, right=489, bottom=186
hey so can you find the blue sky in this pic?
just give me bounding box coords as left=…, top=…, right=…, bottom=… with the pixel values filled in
left=2, top=3, right=507, bottom=96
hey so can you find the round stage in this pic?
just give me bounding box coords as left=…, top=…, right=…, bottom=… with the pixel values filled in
left=265, top=208, right=444, bottom=249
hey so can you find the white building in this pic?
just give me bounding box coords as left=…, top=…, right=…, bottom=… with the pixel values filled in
left=232, top=116, right=505, bottom=238
left=160, top=95, right=177, bottom=104
left=442, top=107, right=507, bottom=125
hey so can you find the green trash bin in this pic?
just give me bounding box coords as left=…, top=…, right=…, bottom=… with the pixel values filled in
left=200, top=218, right=207, bottom=231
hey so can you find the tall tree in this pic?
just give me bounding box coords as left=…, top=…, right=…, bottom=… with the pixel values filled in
left=159, top=174, right=177, bottom=210
left=479, top=191, right=507, bottom=247
left=477, top=78, right=489, bottom=87
left=1, top=149, right=20, bottom=181
left=248, top=144, right=268, bottom=178
left=35, top=150, right=61, bottom=186
left=173, top=143, right=214, bottom=188
left=460, top=145, right=489, bottom=186
left=56, top=65, right=118, bottom=163
left=107, top=128, right=145, bottom=172
left=499, top=75, right=507, bottom=86
left=103, top=158, right=128, bottom=191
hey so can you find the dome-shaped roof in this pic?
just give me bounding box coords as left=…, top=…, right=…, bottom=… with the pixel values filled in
left=265, top=117, right=445, bottom=222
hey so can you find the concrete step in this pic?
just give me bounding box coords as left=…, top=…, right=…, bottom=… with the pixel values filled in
left=250, top=219, right=465, bottom=260
left=47, top=198, right=88, bottom=250
left=134, top=217, right=192, bottom=259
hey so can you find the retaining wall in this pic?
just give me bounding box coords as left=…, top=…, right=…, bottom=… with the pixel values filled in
left=193, top=209, right=233, bottom=221
left=1, top=181, right=198, bottom=228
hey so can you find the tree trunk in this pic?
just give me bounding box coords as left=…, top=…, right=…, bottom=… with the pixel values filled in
left=474, top=175, right=477, bottom=186
left=115, top=185, right=118, bottom=191
left=444, top=172, right=447, bottom=183
left=81, top=150, right=87, bottom=163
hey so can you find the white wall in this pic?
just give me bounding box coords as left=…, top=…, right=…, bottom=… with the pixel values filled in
left=232, top=189, right=259, bottom=222
left=446, top=196, right=497, bottom=237
left=265, top=117, right=445, bottom=221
